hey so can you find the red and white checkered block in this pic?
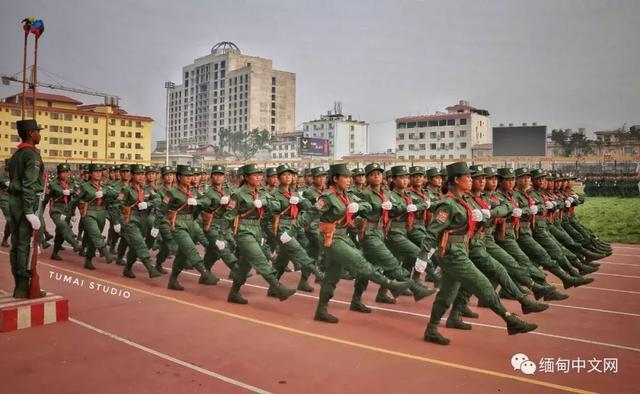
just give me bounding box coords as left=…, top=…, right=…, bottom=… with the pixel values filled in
left=0, top=291, right=69, bottom=332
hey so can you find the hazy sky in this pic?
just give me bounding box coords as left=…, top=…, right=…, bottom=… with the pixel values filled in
left=1, top=0, right=638, bottom=151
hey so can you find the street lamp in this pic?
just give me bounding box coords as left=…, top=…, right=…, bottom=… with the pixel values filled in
left=164, top=81, right=175, bottom=165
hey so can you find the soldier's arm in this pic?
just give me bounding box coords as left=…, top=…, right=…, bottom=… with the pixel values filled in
left=21, top=151, right=41, bottom=215
left=420, top=202, right=453, bottom=258
left=293, top=194, right=331, bottom=230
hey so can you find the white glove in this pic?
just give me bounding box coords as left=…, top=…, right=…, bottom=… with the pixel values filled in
left=414, top=257, right=428, bottom=273
left=289, top=196, right=300, bottom=205
left=3, top=181, right=8, bottom=187
left=471, top=209, right=483, bottom=222
left=113, top=224, right=121, bottom=234
left=150, top=227, right=159, bottom=238
left=567, top=197, right=575, bottom=204
left=25, top=214, right=41, bottom=230
left=424, top=199, right=431, bottom=209
left=187, top=197, right=198, bottom=206
left=347, top=202, right=359, bottom=213
left=530, top=205, right=539, bottom=215
left=572, top=193, right=579, bottom=200
left=62, top=189, right=71, bottom=196
left=565, top=200, right=572, bottom=208
left=215, top=240, right=226, bottom=251
left=381, top=200, right=393, bottom=210
left=512, top=208, right=523, bottom=218
left=427, top=247, right=436, bottom=260
left=279, top=231, right=293, bottom=244
left=298, top=191, right=305, bottom=198
left=137, top=201, right=148, bottom=210
left=545, top=201, right=554, bottom=209
left=253, top=199, right=263, bottom=208
left=219, top=195, right=230, bottom=205
left=94, top=190, right=103, bottom=198
left=481, top=208, right=491, bottom=219
left=406, top=203, right=417, bottom=213
left=60, top=214, right=67, bottom=221
left=71, top=215, right=78, bottom=223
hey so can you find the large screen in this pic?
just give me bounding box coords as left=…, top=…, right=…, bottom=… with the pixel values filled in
left=493, top=126, right=547, bottom=156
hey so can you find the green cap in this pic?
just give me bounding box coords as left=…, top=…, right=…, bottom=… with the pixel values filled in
left=329, top=163, right=351, bottom=177
left=16, top=119, right=43, bottom=133
left=57, top=163, right=71, bottom=172
left=131, top=164, right=146, bottom=174
left=446, top=162, right=471, bottom=177
left=365, top=163, right=384, bottom=176
left=384, top=169, right=392, bottom=178
left=515, top=167, right=531, bottom=178
left=497, top=168, right=516, bottom=179
left=210, top=164, right=225, bottom=174
left=145, top=165, right=159, bottom=174
left=484, top=167, right=498, bottom=177
left=469, top=165, right=485, bottom=178
left=161, top=166, right=176, bottom=175
left=119, top=164, right=131, bottom=172
left=440, top=168, right=448, bottom=177
left=409, top=166, right=425, bottom=175
left=312, top=167, right=327, bottom=177
left=79, top=164, right=88, bottom=171
left=426, top=167, right=441, bottom=178
left=351, top=167, right=365, bottom=176
left=276, top=164, right=296, bottom=175
left=240, top=164, right=261, bottom=176
left=88, top=163, right=102, bottom=172
left=265, top=167, right=278, bottom=177
left=108, top=165, right=118, bottom=171
left=530, top=169, right=547, bottom=179
left=304, top=168, right=313, bottom=176
left=390, top=165, right=410, bottom=177
left=176, top=164, right=194, bottom=175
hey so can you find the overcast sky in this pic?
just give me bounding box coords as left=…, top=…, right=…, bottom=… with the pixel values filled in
left=1, top=0, right=638, bottom=151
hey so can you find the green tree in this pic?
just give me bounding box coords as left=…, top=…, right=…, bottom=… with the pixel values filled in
left=222, top=128, right=272, bottom=161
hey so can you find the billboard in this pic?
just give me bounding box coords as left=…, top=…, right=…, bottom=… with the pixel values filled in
left=300, top=137, right=330, bottom=156
left=493, top=125, right=547, bottom=156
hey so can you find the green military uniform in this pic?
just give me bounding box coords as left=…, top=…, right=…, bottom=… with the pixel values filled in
left=47, top=163, right=82, bottom=260
left=115, top=164, right=162, bottom=279
left=301, top=167, right=328, bottom=270
left=0, top=160, right=12, bottom=247
left=154, top=166, right=178, bottom=273
left=421, top=162, right=537, bottom=345
left=294, top=163, right=411, bottom=324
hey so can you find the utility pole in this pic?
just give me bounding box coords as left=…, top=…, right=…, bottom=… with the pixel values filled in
left=164, top=81, right=175, bottom=165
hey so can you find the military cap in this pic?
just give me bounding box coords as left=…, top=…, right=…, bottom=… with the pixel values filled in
left=210, top=164, right=225, bottom=174
left=88, top=163, right=102, bottom=172
left=130, top=164, right=146, bottom=173
left=384, top=169, right=392, bottom=178
left=240, top=164, right=261, bottom=176
left=304, top=168, right=313, bottom=176
left=312, top=167, right=327, bottom=177
left=79, top=164, right=88, bottom=171
left=145, top=165, right=159, bottom=173
left=276, top=164, right=297, bottom=175
left=365, top=163, right=384, bottom=175
left=176, top=164, right=194, bottom=175
left=440, top=168, right=448, bottom=177
left=530, top=169, right=547, bottom=179
left=409, top=165, right=425, bottom=175
left=469, top=164, right=485, bottom=177
left=484, top=167, right=498, bottom=177
left=390, top=165, right=410, bottom=177
left=264, top=167, right=277, bottom=177
left=351, top=167, right=365, bottom=176
left=329, top=163, right=351, bottom=177
left=515, top=167, right=531, bottom=178
left=426, top=167, right=441, bottom=178
left=497, top=167, right=516, bottom=179
left=119, top=164, right=131, bottom=172
left=57, top=163, right=71, bottom=172
left=17, top=119, right=43, bottom=133
left=161, top=166, right=176, bottom=174
left=446, top=162, right=471, bottom=177
left=108, top=165, right=118, bottom=171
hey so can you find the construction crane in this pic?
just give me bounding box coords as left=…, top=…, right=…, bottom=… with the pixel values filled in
left=1, top=66, right=120, bottom=106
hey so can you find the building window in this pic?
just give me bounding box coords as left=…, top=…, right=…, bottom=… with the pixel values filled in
left=409, top=144, right=415, bottom=150
left=447, top=119, right=455, bottom=126
left=459, top=130, right=467, bottom=137
left=448, top=143, right=454, bottom=149
left=460, top=118, right=467, bottom=125
left=438, top=120, right=446, bottom=126
left=460, top=142, right=467, bottom=149
left=398, top=145, right=404, bottom=151
left=430, top=132, right=437, bottom=139
left=417, top=121, right=428, bottom=128
left=398, top=122, right=407, bottom=129
left=419, top=144, right=426, bottom=150
left=430, top=143, right=436, bottom=150
left=428, top=120, right=438, bottom=127
left=407, top=122, right=416, bottom=128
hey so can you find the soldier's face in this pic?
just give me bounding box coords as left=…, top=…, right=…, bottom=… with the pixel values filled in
left=516, top=175, right=531, bottom=190
left=121, top=171, right=131, bottom=181
left=410, top=174, right=424, bottom=187
left=501, top=178, right=515, bottom=191
left=305, top=175, right=313, bottom=185
left=211, top=173, right=225, bottom=186
left=430, top=176, right=442, bottom=188
left=30, top=130, right=42, bottom=144
left=133, top=173, right=145, bottom=184
left=163, top=174, right=175, bottom=184
left=485, top=176, right=497, bottom=191
left=58, top=171, right=70, bottom=182
left=279, top=171, right=293, bottom=186
left=354, top=174, right=366, bottom=185
left=367, top=170, right=383, bottom=186
left=472, top=176, right=486, bottom=191
left=109, top=171, right=117, bottom=180
left=245, top=173, right=262, bottom=186
left=268, top=175, right=279, bottom=186
left=314, top=175, right=327, bottom=187
left=178, top=174, right=192, bottom=187
left=146, top=173, right=156, bottom=182
left=90, top=170, right=101, bottom=182
left=333, top=175, right=349, bottom=190
left=393, top=175, right=409, bottom=189
left=455, top=175, right=472, bottom=192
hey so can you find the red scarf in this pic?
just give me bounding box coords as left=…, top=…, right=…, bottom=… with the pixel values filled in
left=447, top=192, right=476, bottom=237
left=503, top=191, right=520, bottom=226
left=136, top=184, right=144, bottom=203
left=93, top=182, right=103, bottom=207
left=250, top=190, right=264, bottom=219
left=400, top=191, right=414, bottom=229
left=330, top=186, right=353, bottom=227
left=369, top=186, right=388, bottom=227
left=411, top=186, right=430, bottom=223
left=17, top=142, right=37, bottom=151
left=282, top=189, right=298, bottom=218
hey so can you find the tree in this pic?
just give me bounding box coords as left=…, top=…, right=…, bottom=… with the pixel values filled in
left=222, top=128, right=272, bottom=161
left=568, top=132, right=594, bottom=156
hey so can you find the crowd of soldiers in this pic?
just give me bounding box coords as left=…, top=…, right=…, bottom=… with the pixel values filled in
left=1, top=119, right=613, bottom=345
left=583, top=173, right=640, bottom=197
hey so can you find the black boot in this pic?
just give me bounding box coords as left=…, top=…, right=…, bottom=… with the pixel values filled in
left=122, top=261, right=136, bottom=279
left=155, top=263, right=168, bottom=274
left=544, top=289, right=569, bottom=301
left=424, top=324, right=450, bottom=345
left=167, top=267, right=184, bottom=291
left=532, top=283, right=554, bottom=300
left=297, top=276, right=314, bottom=292
left=196, top=263, right=219, bottom=285
left=460, top=305, right=479, bottom=319
left=386, top=279, right=412, bottom=298
left=375, top=286, right=396, bottom=304
left=84, top=258, right=96, bottom=270
left=350, top=296, right=372, bottom=313
left=100, top=248, right=115, bottom=264
left=315, top=301, right=339, bottom=323
left=519, top=297, right=549, bottom=314
left=227, top=283, right=248, bottom=304
left=445, top=317, right=472, bottom=330
left=51, top=245, right=62, bottom=261
left=274, top=282, right=296, bottom=301
left=12, top=277, right=29, bottom=299
left=410, top=282, right=436, bottom=302
left=505, top=313, right=538, bottom=335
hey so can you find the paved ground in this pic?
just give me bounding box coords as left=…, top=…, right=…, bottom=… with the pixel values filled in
left=1, top=216, right=638, bottom=393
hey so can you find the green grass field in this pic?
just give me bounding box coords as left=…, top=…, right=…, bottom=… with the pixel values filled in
left=575, top=196, right=640, bottom=244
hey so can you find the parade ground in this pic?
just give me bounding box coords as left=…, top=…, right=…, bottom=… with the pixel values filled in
left=0, top=217, right=638, bottom=394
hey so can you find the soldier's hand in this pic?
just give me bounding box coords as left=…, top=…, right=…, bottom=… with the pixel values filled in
left=253, top=199, right=263, bottom=208
left=544, top=201, right=554, bottom=210
left=95, top=191, right=103, bottom=198
left=289, top=196, right=300, bottom=205
left=25, top=214, right=41, bottom=230
left=530, top=205, right=539, bottom=215
left=347, top=202, right=359, bottom=213
left=150, top=227, right=159, bottom=238
left=512, top=208, right=523, bottom=217
left=427, top=247, right=436, bottom=260
left=187, top=197, right=198, bottom=206
left=381, top=200, right=393, bottom=210
left=215, top=240, right=226, bottom=250
left=63, top=189, right=71, bottom=196
left=279, top=231, right=293, bottom=244
left=481, top=208, right=491, bottom=219
left=424, top=199, right=432, bottom=209
left=71, top=215, right=78, bottom=223
left=60, top=214, right=67, bottom=221
left=113, top=224, right=121, bottom=233
left=405, top=203, right=417, bottom=212
left=219, top=195, right=230, bottom=205
left=138, top=201, right=148, bottom=210
left=414, top=257, right=428, bottom=273
left=471, top=209, right=483, bottom=222
left=564, top=200, right=572, bottom=208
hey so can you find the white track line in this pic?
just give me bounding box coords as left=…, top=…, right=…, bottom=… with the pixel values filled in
left=593, top=272, right=640, bottom=279
left=599, top=261, right=640, bottom=267
left=70, top=317, right=273, bottom=394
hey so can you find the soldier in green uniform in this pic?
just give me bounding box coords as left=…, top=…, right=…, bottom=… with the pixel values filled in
left=115, top=164, right=163, bottom=279
left=420, top=162, right=537, bottom=345
left=7, top=119, right=47, bottom=298
left=154, top=165, right=177, bottom=273
left=47, top=163, right=82, bottom=260
left=294, top=163, right=412, bottom=323
left=161, top=165, right=217, bottom=290
left=425, top=167, right=443, bottom=201
left=0, top=159, right=11, bottom=247
left=224, top=164, right=297, bottom=304
left=111, top=164, right=132, bottom=265
left=302, top=167, right=328, bottom=272
left=268, top=164, right=324, bottom=293
left=350, top=167, right=366, bottom=193
left=265, top=167, right=279, bottom=191
left=77, top=163, right=116, bottom=269
left=144, top=165, right=160, bottom=249
left=105, top=164, right=121, bottom=253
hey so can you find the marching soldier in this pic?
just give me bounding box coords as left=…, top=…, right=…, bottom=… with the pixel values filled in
left=155, top=165, right=177, bottom=273
left=0, top=159, right=11, bottom=247
left=47, top=163, right=82, bottom=260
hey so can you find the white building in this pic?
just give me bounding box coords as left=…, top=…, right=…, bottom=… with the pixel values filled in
left=302, top=103, right=369, bottom=160
left=167, top=41, right=296, bottom=150
left=395, top=100, right=491, bottom=161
